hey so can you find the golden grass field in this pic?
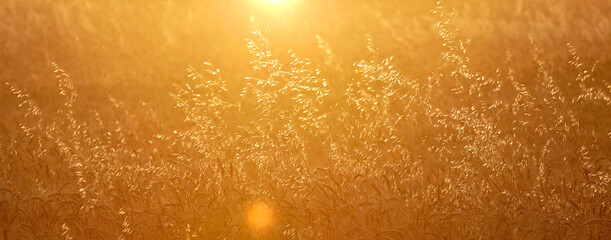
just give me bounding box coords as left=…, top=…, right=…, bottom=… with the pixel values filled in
left=1, top=0, right=610, bottom=239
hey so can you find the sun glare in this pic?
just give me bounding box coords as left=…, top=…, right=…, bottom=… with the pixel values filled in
left=247, top=201, right=274, bottom=231
left=262, top=0, right=287, bottom=4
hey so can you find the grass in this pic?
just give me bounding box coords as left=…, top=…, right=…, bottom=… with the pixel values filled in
left=1, top=0, right=610, bottom=239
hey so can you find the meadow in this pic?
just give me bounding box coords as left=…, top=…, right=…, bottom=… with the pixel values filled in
left=0, top=0, right=610, bottom=239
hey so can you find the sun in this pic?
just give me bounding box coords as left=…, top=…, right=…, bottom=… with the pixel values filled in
left=247, top=201, right=274, bottom=231
left=262, top=0, right=287, bottom=4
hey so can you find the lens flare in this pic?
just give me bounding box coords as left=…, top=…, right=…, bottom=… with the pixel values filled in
left=247, top=201, right=274, bottom=231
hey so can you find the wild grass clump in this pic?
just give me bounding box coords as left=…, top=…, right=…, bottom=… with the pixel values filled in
left=1, top=0, right=609, bottom=239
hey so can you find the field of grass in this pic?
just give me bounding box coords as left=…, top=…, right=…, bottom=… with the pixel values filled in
left=1, top=0, right=610, bottom=239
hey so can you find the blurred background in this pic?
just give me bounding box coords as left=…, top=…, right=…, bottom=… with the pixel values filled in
left=2, top=0, right=609, bottom=134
